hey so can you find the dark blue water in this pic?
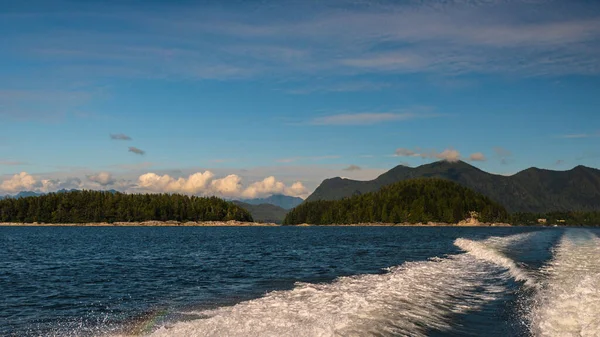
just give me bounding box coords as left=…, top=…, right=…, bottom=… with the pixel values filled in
left=0, top=226, right=572, bottom=336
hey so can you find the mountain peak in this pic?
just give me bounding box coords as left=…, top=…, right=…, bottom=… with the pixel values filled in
left=306, top=160, right=600, bottom=212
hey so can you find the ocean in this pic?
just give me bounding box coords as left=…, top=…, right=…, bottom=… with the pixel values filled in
left=1, top=226, right=598, bottom=336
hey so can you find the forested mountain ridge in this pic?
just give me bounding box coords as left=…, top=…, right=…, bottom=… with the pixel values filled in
left=284, top=178, right=508, bottom=225
left=0, top=190, right=252, bottom=223
left=237, top=194, right=303, bottom=210
left=232, top=201, right=288, bottom=223
left=306, top=161, right=600, bottom=213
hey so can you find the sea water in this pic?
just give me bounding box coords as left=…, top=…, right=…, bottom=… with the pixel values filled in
left=1, top=226, right=598, bottom=336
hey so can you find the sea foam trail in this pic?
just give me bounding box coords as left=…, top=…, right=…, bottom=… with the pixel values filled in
left=128, top=234, right=543, bottom=337
left=454, top=232, right=539, bottom=287
left=141, top=255, right=507, bottom=337
left=529, top=229, right=600, bottom=337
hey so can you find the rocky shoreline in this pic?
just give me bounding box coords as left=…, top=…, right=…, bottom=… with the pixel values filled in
left=0, top=220, right=279, bottom=227
left=1, top=220, right=510, bottom=227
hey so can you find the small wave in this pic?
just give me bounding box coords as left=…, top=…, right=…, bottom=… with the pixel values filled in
left=454, top=232, right=540, bottom=287
left=454, top=240, right=535, bottom=286
left=529, top=229, right=600, bottom=337
left=121, top=253, right=511, bottom=337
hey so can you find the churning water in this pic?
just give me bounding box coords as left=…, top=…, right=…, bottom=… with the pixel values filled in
left=1, top=226, right=598, bottom=336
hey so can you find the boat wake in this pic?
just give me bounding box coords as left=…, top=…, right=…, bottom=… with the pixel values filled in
left=454, top=233, right=539, bottom=287
left=529, top=229, right=600, bottom=337
left=121, top=232, right=544, bottom=337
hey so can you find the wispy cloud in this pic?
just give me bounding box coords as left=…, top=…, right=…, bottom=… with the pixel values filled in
left=209, top=159, right=236, bottom=163
left=493, top=147, right=512, bottom=165
left=0, top=160, right=28, bottom=166
left=111, top=162, right=154, bottom=170
left=87, top=172, right=116, bottom=186
left=286, top=81, right=392, bottom=94
left=342, top=165, right=362, bottom=171
left=110, top=133, right=132, bottom=141
left=311, top=111, right=439, bottom=126
left=128, top=147, right=145, bottom=155
left=276, top=155, right=341, bottom=163
left=394, top=147, right=461, bottom=162
left=3, top=0, right=599, bottom=87
left=468, top=152, right=486, bottom=162
left=0, top=89, right=93, bottom=121
left=559, top=132, right=599, bottom=139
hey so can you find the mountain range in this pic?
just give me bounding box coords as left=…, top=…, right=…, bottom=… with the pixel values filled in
left=231, top=194, right=304, bottom=223
left=237, top=194, right=303, bottom=210
left=232, top=201, right=288, bottom=224
left=306, top=161, right=600, bottom=213
left=0, top=189, right=113, bottom=200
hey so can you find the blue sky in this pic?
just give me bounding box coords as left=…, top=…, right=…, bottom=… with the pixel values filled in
left=1, top=0, right=599, bottom=197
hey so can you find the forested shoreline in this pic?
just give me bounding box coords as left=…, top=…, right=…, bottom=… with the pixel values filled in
left=509, top=211, right=600, bottom=226
left=283, top=179, right=509, bottom=225
left=0, top=190, right=253, bottom=223
left=1, top=183, right=598, bottom=226
left=283, top=178, right=600, bottom=226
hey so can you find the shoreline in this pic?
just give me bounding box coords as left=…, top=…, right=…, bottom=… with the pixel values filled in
left=0, top=220, right=511, bottom=227
left=0, top=220, right=279, bottom=227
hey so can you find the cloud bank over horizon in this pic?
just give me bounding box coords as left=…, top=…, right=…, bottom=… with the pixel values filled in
left=0, top=171, right=309, bottom=199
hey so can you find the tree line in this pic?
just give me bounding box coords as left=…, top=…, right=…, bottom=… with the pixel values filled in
left=0, top=190, right=253, bottom=223
left=283, top=178, right=509, bottom=225
left=510, top=211, right=600, bottom=226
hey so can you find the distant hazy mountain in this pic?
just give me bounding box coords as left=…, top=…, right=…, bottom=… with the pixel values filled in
left=0, top=191, right=44, bottom=199
left=239, top=194, right=303, bottom=210
left=232, top=201, right=288, bottom=224
left=306, top=161, right=600, bottom=213
left=0, top=189, right=118, bottom=200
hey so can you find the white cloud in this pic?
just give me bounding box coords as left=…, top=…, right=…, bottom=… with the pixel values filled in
left=435, top=149, right=461, bottom=162
left=468, top=152, right=486, bottom=162
left=0, top=166, right=387, bottom=197
left=138, top=171, right=215, bottom=194
left=394, top=147, right=462, bottom=162
left=0, top=172, right=41, bottom=193
left=210, top=174, right=243, bottom=197
left=136, top=171, right=307, bottom=198
left=87, top=172, right=116, bottom=186
left=40, top=178, right=83, bottom=192
left=0, top=172, right=83, bottom=194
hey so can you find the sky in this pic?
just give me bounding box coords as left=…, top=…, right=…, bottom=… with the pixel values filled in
left=1, top=0, right=599, bottom=198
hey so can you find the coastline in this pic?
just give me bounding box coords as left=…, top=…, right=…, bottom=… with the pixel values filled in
left=0, top=220, right=279, bottom=227
left=0, top=220, right=511, bottom=227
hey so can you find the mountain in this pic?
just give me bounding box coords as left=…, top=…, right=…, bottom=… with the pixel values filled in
left=284, top=178, right=508, bottom=225
left=232, top=201, right=288, bottom=224
left=0, top=189, right=117, bottom=200
left=305, top=161, right=600, bottom=213
left=0, top=191, right=44, bottom=199
left=239, top=194, right=303, bottom=210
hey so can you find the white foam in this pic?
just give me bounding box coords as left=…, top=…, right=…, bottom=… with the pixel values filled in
left=454, top=233, right=537, bottom=286
left=106, top=232, right=544, bottom=337
left=122, top=256, right=518, bottom=337
left=529, top=229, right=600, bottom=337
